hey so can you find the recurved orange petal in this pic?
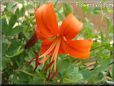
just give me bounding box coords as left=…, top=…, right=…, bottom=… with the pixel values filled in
left=61, top=39, right=93, bottom=59
left=35, top=3, right=58, bottom=40
left=60, top=13, right=83, bottom=40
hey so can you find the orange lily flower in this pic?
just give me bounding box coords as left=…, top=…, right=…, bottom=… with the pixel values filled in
left=28, top=3, right=93, bottom=80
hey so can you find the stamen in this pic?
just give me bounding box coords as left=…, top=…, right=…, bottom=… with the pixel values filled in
left=46, top=71, right=52, bottom=81
left=39, top=53, right=51, bottom=63
left=51, top=69, right=58, bottom=80
left=63, top=36, right=67, bottom=41
left=53, top=39, right=61, bottom=60
left=39, top=39, right=57, bottom=58
left=39, top=37, right=61, bottom=80
left=52, top=38, right=61, bottom=71
left=28, top=51, right=39, bottom=66
left=45, top=38, right=61, bottom=80
left=44, top=60, right=55, bottom=72
left=28, top=58, right=36, bottom=65
left=34, top=54, right=40, bottom=71
left=34, top=62, right=40, bottom=72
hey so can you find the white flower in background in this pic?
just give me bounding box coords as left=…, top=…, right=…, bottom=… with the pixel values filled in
left=110, top=40, right=113, bottom=47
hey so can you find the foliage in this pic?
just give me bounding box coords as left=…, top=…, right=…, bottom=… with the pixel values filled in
left=1, top=0, right=113, bottom=85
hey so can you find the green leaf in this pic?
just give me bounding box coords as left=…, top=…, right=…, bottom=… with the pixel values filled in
left=54, top=0, right=58, bottom=7
left=105, top=16, right=113, bottom=33
left=16, top=0, right=25, bottom=4
left=11, top=26, right=23, bottom=36
left=5, top=40, right=23, bottom=58
left=112, top=64, right=114, bottom=81
left=102, top=0, right=108, bottom=3
left=1, top=17, right=8, bottom=29
left=92, top=7, right=101, bottom=15
left=1, top=18, right=10, bottom=36
left=63, top=67, right=83, bottom=84
left=81, top=58, right=110, bottom=84
left=56, top=6, right=64, bottom=21
left=18, top=72, right=32, bottom=83
left=0, top=38, right=1, bottom=70
left=15, top=7, right=25, bottom=18
left=6, top=3, right=17, bottom=12
left=81, top=4, right=90, bottom=13
left=80, top=18, right=94, bottom=38
left=30, top=72, right=46, bottom=84
left=8, top=14, right=17, bottom=29
left=63, top=3, right=73, bottom=16
left=9, top=74, right=20, bottom=84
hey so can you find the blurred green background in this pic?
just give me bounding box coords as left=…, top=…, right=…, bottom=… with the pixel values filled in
left=1, top=0, right=113, bottom=85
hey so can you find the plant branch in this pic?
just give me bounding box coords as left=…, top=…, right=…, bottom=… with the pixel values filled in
left=19, top=70, right=34, bottom=77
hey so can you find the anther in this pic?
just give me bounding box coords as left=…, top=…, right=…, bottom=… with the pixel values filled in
left=44, top=60, right=55, bottom=72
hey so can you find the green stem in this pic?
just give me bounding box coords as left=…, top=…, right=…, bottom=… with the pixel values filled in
left=19, top=70, right=34, bottom=77
left=91, top=45, right=104, bottom=51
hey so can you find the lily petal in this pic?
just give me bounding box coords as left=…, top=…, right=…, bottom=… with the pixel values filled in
left=61, top=39, right=93, bottom=59
left=60, top=13, right=83, bottom=40
left=35, top=3, right=58, bottom=40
